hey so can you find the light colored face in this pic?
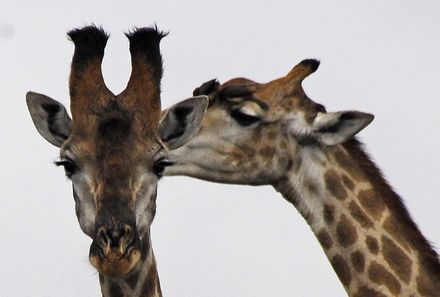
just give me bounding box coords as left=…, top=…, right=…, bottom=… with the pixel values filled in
left=165, top=60, right=374, bottom=186
left=166, top=88, right=294, bottom=185
left=26, top=25, right=208, bottom=279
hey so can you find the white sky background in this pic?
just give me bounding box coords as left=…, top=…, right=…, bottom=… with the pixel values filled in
left=1, top=1, right=440, bottom=296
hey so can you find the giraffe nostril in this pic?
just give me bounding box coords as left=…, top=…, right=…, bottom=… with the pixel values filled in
left=95, top=223, right=136, bottom=256
left=120, top=223, right=132, bottom=237
left=96, top=228, right=109, bottom=250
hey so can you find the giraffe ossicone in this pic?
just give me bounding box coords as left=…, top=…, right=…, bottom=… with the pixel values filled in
left=165, top=59, right=440, bottom=297
left=27, top=25, right=208, bottom=297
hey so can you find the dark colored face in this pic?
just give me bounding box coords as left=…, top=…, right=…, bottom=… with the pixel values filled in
left=62, top=26, right=168, bottom=278
left=28, top=26, right=171, bottom=279
left=28, top=88, right=209, bottom=279
left=58, top=105, right=167, bottom=278
left=165, top=77, right=297, bottom=185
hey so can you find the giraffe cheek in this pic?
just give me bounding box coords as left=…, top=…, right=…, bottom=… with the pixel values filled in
left=135, top=188, right=157, bottom=238
left=73, top=185, right=96, bottom=238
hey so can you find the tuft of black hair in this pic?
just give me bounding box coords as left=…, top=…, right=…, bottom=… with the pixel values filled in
left=314, top=102, right=327, bottom=113
left=193, top=79, right=219, bottom=96
left=67, top=25, right=109, bottom=64
left=125, top=26, right=168, bottom=81
left=125, top=26, right=168, bottom=52
left=299, top=59, right=320, bottom=72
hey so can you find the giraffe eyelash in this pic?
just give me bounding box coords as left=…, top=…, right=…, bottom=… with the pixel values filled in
left=54, top=160, right=69, bottom=167
left=54, top=158, right=77, bottom=177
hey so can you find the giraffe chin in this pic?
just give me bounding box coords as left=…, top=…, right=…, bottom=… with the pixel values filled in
left=89, top=249, right=141, bottom=278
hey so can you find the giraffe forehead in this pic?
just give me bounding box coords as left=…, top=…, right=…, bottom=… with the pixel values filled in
left=247, top=82, right=321, bottom=124
left=64, top=122, right=162, bottom=165
left=217, top=60, right=326, bottom=122
left=210, top=77, right=324, bottom=134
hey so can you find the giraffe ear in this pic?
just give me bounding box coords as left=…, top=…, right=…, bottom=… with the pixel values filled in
left=26, top=91, right=71, bottom=147
left=311, top=111, right=374, bottom=146
left=160, top=96, right=209, bottom=150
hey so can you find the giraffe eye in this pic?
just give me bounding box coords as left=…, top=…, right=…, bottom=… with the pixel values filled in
left=230, top=108, right=260, bottom=126
left=55, top=158, right=77, bottom=178
left=153, top=158, right=173, bottom=177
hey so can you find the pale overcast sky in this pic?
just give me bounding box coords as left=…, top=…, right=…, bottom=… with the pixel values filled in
left=1, top=1, right=440, bottom=296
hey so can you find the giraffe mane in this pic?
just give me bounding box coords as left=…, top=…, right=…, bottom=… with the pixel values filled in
left=343, top=137, right=440, bottom=278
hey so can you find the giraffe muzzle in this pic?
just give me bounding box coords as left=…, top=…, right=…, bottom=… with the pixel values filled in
left=89, top=222, right=141, bottom=278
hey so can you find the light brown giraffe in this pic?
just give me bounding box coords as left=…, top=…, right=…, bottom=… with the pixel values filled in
left=26, top=25, right=208, bottom=297
left=164, top=59, right=440, bottom=296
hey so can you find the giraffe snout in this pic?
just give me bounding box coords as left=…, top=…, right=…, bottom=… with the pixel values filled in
left=89, top=221, right=142, bottom=278
left=95, top=222, right=138, bottom=258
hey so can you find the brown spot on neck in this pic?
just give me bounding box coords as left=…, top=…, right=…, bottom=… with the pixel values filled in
left=348, top=200, right=374, bottom=229
left=351, top=250, right=365, bottom=273
left=324, top=169, right=347, bottom=200
left=336, top=215, right=358, bottom=247
left=323, top=203, right=335, bottom=225
left=341, top=174, right=355, bottom=191
left=366, top=236, right=379, bottom=255
left=317, top=229, right=333, bottom=250
left=368, top=261, right=401, bottom=295
left=333, top=148, right=364, bottom=181
left=331, top=254, right=352, bottom=288
left=383, top=215, right=411, bottom=252
left=381, top=236, right=412, bottom=284
left=358, top=189, right=385, bottom=220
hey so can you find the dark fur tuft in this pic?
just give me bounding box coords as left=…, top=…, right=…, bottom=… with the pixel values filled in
left=300, top=59, right=320, bottom=72
left=314, top=103, right=327, bottom=113
left=125, top=26, right=168, bottom=48
left=193, top=79, right=219, bottom=96
left=125, top=26, right=168, bottom=83
left=67, top=25, right=109, bottom=64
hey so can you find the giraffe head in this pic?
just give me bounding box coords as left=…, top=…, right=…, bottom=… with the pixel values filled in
left=165, top=59, right=373, bottom=185
left=26, top=26, right=207, bottom=278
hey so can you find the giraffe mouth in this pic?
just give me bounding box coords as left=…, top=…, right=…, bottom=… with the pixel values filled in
left=89, top=241, right=141, bottom=278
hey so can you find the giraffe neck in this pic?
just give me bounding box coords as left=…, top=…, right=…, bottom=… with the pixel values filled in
left=274, top=138, right=440, bottom=297
left=99, top=234, right=162, bottom=297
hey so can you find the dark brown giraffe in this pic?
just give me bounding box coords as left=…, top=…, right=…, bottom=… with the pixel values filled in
left=164, top=60, right=440, bottom=296
left=26, top=25, right=208, bottom=297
